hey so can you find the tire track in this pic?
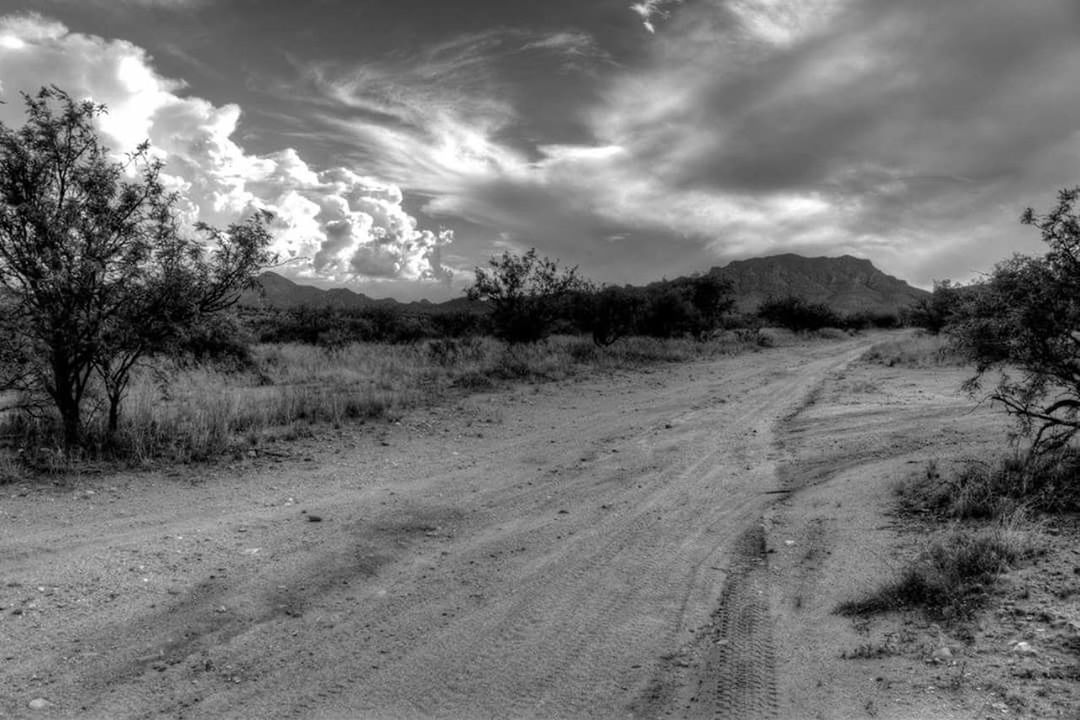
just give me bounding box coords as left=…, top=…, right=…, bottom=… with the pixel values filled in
left=14, top=339, right=874, bottom=720
left=239, top=343, right=868, bottom=720
left=697, top=525, right=778, bottom=719
left=638, top=524, right=778, bottom=720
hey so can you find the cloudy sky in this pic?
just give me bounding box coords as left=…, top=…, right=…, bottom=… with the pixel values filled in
left=1, top=1, right=1078, bottom=300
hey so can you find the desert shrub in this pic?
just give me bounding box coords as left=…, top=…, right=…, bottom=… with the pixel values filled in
left=838, top=518, right=1041, bottom=620
left=249, top=305, right=484, bottom=347
left=947, top=188, right=1080, bottom=452
left=861, top=333, right=964, bottom=368
left=579, top=285, right=646, bottom=346
left=904, top=281, right=966, bottom=334
left=637, top=275, right=735, bottom=339
left=467, top=249, right=590, bottom=344
left=172, top=312, right=257, bottom=370
left=429, top=310, right=489, bottom=338
left=427, top=337, right=485, bottom=367
left=639, top=288, right=695, bottom=338
left=810, top=327, right=849, bottom=340
left=900, top=451, right=1080, bottom=519
left=757, top=295, right=841, bottom=332
left=844, top=310, right=902, bottom=331
left=727, top=328, right=774, bottom=347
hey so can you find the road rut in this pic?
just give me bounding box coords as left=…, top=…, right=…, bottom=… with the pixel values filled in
left=0, top=338, right=871, bottom=719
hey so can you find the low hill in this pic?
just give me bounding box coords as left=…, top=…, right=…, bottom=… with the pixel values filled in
left=240, top=272, right=478, bottom=314
left=243, top=254, right=927, bottom=317
left=709, top=254, right=928, bottom=314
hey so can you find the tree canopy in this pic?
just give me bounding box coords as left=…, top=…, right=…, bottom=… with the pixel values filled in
left=948, top=188, right=1080, bottom=452
left=0, top=87, right=274, bottom=449
left=467, top=248, right=590, bottom=344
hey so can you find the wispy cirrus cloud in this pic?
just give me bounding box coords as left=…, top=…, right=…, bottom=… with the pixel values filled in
left=307, top=0, right=1080, bottom=288
left=297, top=26, right=613, bottom=192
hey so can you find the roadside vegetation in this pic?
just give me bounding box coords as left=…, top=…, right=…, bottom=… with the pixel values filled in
left=0, top=85, right=900, bottom=475
left=859, top=332, right=964, bottom=368
left=842, top=186, right=1080, bottom=625
left=0, top=332, right=765, bottom=473
left=838, top=514, right=1042, bottom=621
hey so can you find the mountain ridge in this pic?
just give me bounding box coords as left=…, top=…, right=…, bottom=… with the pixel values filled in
left=242, top=254, right=928, bottom=316
left=709, top=253, right=928, bottom=314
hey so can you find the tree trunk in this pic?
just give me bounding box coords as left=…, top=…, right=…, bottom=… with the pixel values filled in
left=58, top=396, right=81, bottom=451
left=107, top=391, right=121, bottom=436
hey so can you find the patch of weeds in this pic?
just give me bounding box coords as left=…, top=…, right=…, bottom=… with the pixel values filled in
left=861, top=333, right=963, bottom=368
left=838, top=519, right=1043, bottom=622
left=0, top=446, right=28, bottom=483
left=945, top=661, right=969, bottom=692
left=899, top=451, right=1080, bottom=520
left=452, top=371, right=496, bottom=390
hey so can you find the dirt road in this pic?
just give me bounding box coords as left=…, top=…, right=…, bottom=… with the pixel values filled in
left=1, top=338, right=872, bottom=719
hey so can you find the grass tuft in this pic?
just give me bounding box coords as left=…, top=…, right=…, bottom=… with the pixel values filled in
left=0, top=333, right=768, bottom=468
left=838, top=516, right=1043, bottom=621
left=899, top=450, right=1080, bottom=519
left=861, top=332, right=964, bottom=368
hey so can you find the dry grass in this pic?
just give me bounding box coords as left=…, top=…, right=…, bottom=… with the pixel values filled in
left=861, top=332, right=965, bottom=368
left=838, top=512, right=1044, bottom=621
left=839, top=447, right=1077, bottom=623
left=0, top=333, right=762, bottom=467
left=899, top=451, right=1080, bottom=519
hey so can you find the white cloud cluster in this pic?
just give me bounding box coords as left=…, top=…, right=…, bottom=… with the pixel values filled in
left=630, top=0, right=684, bottom=34
left=0, top=13, right=454, bottom=286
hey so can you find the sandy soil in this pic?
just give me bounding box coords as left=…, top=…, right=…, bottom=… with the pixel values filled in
left=767, top=357, right=1080, bottom=720
left=1, top=336, right=1077, bottom=719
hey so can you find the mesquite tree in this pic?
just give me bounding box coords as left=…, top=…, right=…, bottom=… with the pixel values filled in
left=950, top=187, right=1080, bottom=452
left=0, top=87, right=274, bottom=449
left=467, top=249, right=590, bottom=344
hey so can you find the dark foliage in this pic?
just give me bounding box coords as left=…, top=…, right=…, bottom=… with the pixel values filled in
left=247, top=305, right=488, bottom=347
left=904, top=281, right=965, bottom=334
left=757, top=295, right=841, bottom=332
left=579, top=285, right=646, bottom=346
left=948, top=187, right=1080, bottom=452
left=843, top=310, right=902, bottom=331
left=467, top=249, right=590, bottom=344
left=170, top=312, right=256, bottom=370
left=0, top=87, right=274, bottom=447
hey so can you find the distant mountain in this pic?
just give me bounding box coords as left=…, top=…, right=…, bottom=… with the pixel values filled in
left=244, top=254, right=927, bottom=317
left=709, top=254, right=928, bottom=314
left=241, top=272, right=479, bottom=314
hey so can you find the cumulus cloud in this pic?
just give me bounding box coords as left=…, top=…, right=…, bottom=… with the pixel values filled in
left=0, top=13, right=454, bottom=286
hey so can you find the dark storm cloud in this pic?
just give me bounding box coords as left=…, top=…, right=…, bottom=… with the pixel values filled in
left=617, top=0, right=1080, bottom=194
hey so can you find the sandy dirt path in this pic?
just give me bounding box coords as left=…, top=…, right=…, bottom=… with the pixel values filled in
left=0, top=338, right=873, bottom=719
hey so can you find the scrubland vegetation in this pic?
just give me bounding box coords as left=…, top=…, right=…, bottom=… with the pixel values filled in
left=859, top=332, right=964, bottom=368
left=0, top=88, right=878, bottom=473
left=0, top=332, right=767, bottom=472
left=3, top=84, right=1079, bottom=627
left=849, top=447, right=1080, bottom=620
left=842, top=187, right=1080, bottom=626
